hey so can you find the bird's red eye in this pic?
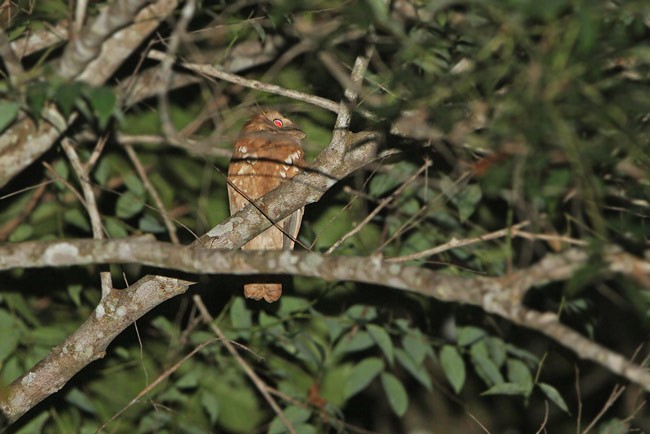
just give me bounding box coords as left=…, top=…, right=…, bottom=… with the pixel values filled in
left=273, top=119, right=283, bottom=128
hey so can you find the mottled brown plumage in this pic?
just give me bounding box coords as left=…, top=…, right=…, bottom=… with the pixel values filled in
left=227, top=110, right=306, bottom=303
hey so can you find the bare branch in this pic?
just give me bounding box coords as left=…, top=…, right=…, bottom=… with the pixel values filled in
left=147, top=49, right=342, bottom=113
left=124, top=144, right=179, bottom=244
left=0, top=0, right=179, bottom=189
left=0, top=239, right=649, bottom=394
left=60, top=138, right=113, bottom=296
left=0, top=28, right=24, bottom=80
left=58, top=0, right=151, bottom=80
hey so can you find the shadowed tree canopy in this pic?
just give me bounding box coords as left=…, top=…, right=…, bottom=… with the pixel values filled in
left=0, top=0, right=649, bottom=433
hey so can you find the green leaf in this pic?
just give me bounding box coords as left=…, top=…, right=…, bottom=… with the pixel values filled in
left=116, top=191, right=145, bottom=219
left=440, top=345, right=465, bottom=393
left=30, top=326, right=68, bottom=346
left=507, top=359, right=533, bottom=396
left=230, top=297, right=252, bottom=339
left=201, top=390, right=220, bottom=423
left=104, top=217, right=129, bottom=238
left=93, top=157, right=111, bottom=185
left=482, top=382, right=528, bottom=396
left=0, top=310, right=21, bottom=363
left=323, top=317, right=348, bottom=342
left=486, top=336, right=507, bottom=368
left=457, top=326, right=486, bottom=346
left=52, top=158, right=69, bottom=190
left=367, top=323, right=394, bottom=365
left=0, top=102, right=20, bottom=133
left=176, top=369, right=200, bottom=389
left=278, top=296, right=311, bottom=315
left=538, top=383, right=570, bottom=414
left=67, top=284, right=83, bottom=307
left=55, top=82, right=83, bottom=117
left=26, top=82, right=50, bottom=120
left=345, top=305, right=377, bottom=322
left=268, top=406, right=311, bottom=434
left=124, top=172, right=145, bottom=196
left=64, top=208, right=91, bottom=232
left=293, top=333, right=325, bottom=371
left=470, top=340, right=504, bottom=387
left=333, top=331, right=374, bottom=357
left=8, top=223, right=33, bottom=242
left=380, top=372, right=408, bottom=416
left=13, top=412, right=49, bottom=433
left=596, top=418, right=629, bottom=434
left=139, top=214, right=166, bottom=233
left=344, top=357, right=384, bottom=398
left=65, top=388, right=97, bottom=414
left=455, top=184, right=482, bottom=222
left=86, top=86, right=116, bottom=129
left=395, top=348, right=432, bottom=390
left=402, top=332, right=428, bottom=365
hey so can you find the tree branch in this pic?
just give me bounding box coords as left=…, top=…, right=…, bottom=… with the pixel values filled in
left=0, top=239, right=648, bottom=394
left=0, top=0, right=178, bottom=190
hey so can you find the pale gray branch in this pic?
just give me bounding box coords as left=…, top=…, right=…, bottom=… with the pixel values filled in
left=0, top=238, right=648, bottom=395
left=0, top=0, right=178, bottom=190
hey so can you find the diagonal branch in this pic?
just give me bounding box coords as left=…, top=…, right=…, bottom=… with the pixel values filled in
left=0, top=0, right=179, bottom=190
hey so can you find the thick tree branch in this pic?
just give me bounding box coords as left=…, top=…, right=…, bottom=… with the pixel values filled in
left=0, top=0, right=178, bottom=189
left=58, top=0, right=151, bottom=81
left=0, top=239, right=649, bottom=394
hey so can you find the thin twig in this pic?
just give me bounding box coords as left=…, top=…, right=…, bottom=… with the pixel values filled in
left=0, top=27, right=24, bottom=80
left=375, top=171, right=473, bottom=254
left=326, top=159, right=432, bottom=254
left=61, top=138, right=113, bottom=296
left=386, top=220, right=532, bottom=262
left=149, top=49, right=341, bottom=114
left=581, top=384, right=626, bottom=434
left=85, top=134, right=109, bottom=171
left=0, top=181, right=47, bottom=241
left=511, top=230, right=588, bottom=246
left=535, top=401, right=549, bottom=434
left=74, top=0, right=88, bottom=32
left=192, top=295, right=296, bottom=434
left=95, top=338, right=219, bottom=433
left=157, top=0, right=196, bottom=139
left=124, top=144, right=179, bottom=244
left=266, top=386, right=380, bottom=434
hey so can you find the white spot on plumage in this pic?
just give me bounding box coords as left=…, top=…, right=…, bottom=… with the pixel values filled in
left=239, top=146, right=248, bottom=153
left=284, top=156, right=293, bottom=164
left=280, top=171, right=287, bottom=178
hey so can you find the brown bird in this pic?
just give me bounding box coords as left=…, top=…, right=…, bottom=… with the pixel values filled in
left=227, top=109, right=306, bottom=303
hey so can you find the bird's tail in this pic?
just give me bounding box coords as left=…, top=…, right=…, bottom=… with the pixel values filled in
left=244, top=283, right=282, bottom=303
